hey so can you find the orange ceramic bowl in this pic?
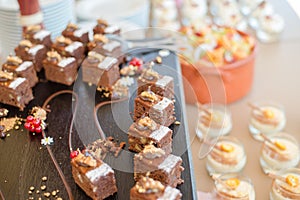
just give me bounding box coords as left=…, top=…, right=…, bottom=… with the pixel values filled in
left=181, top=38, right=257, bottom=104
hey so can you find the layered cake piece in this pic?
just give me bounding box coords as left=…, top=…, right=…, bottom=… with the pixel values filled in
left=93, top=19, right=121, bottom=35
left=130, top=176, right=182, bottom=200
left=87, top=34, right=109, bottom=52
left=43, top=51, right=78, bottom=86
left=23, top=25, right=52, bottom=48
left=2, top=55, right=38, bottom=87
left=71, top=150, right=117, bottom=200
left=138, top=66, right=174, bottom=99
left=134, top=90, right=176, bottom=127
left=82, top=51, right=120, bottom=88
left=52, top=36, right=85, bottom=64
left=128, top=117, right=172, bottom=154
left=62, top=23, right=89, bottom=47
left=0, top=71, right=33, bottom=111
left=14, top=40, right=47, bottom=72
left=134, top=144, right=184, bottom=187
left=93, top=39, right=122, bottom=62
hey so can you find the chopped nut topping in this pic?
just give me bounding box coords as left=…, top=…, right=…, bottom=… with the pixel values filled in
left=66, top=23, right=78, bottom=30
left=274, top=141, right=286, bottom=151
left=225, top=178, right=240, bottom=189
left=142, top=66, right=159, bottom=81
left=88, top=51, right=105, bottom=62
left=94, top=34, right=108, bottom=43
left=0, top=71, right=14, bottom=82
left=286, top=175, right=299, bottom=187
left=140, top=91, right=158, bottom=102
left=263, top=109, right=275, bottom=119
left=0, top=108, right=8, bottom=117
left=56, top=36, right=72, bottom=45
left=19, top=40, right=33, bottom=48
left=136, top=176, right=165, bottom=194
left=97, top=19, right=108, bottom=26
left=47, top=50, right=62, bottom=63
left=31, top=107, right=47, bottom=121
left=142, top=144, right=165, bottom=159
left=74, top=151, right=97, bottom=167
left=6, top=55, right=23, bottom=65
left=137, top=117, right=157, bottom=130
left=220, top=143, right=235, bottom=153
left=26, top=24, right=42, bottom=32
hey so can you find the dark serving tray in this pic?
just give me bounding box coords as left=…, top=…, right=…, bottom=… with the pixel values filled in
left=0, top=48, right=197, bottom=200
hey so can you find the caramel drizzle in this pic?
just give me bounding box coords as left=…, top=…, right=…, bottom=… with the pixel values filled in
left=41, top=90, right=79, bottom=200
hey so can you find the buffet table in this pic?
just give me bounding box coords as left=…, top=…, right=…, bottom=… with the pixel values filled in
left=187, top=0, right=300, bottom=199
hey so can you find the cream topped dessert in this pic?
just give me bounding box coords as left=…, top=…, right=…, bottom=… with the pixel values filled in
left=249, top=103, right=286, bottom=140
left=260, top=133, right=299, bottom=173
left=196, top=104, right=232, bottom=139
left=206, top=136, right=246, bottom=174
left=214, top=175, right=255, bottom=200
left=270, top=170, right=300, bottom=200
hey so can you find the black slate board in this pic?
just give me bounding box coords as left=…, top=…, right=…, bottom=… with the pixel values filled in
left=0, top=48, right=197, bottom=200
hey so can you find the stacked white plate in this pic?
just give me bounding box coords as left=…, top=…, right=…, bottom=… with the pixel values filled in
left=0, top=0, right=76, bottom=59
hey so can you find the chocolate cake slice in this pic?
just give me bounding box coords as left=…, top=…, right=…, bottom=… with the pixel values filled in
left=134, top=90, right=176, bottom=127
left=52, top=36, right=85, bottom=64
left=93, top=40, right=123, bottom=63
left=93, top=19, right=121, bottom=35
left=138, top=66, right=174, bottom=99
left=82, top=52, right=120, bottom=88
left=134, top=144, right=184, bottom=187
left=0, top=71, right=33, bottom=111
left=71, top=150, right=117, bottom=200
left=2, top=55, right=38, bottom=87
left=43, top=51, right=78, bottom=86
left=14, top=40, right=47, bottom=72
left=62, top=23, right=89, bottom=48
left=128, top=117, right=172, bottom=154
left=130, top=176, right=182, bottom=200
left=23, top=25, right=52, bottom=48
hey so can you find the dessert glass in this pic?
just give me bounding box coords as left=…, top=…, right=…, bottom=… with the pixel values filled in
left=260, top=132, right=300, bottom=174
left=270, top=168, right=300, bottom=200
left=196, top=103, right=232, bottom=140
left=213, top=173, right=255, bottom=200
left=249, top=102, right=286, bottom=141
left=206, top=136, right=247, bottom=175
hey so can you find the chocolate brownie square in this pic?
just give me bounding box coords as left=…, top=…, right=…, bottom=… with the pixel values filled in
left=71, top=150, right=117, bottom=200
left=82, top=52, right=120, bottom=88
left=0, top=71, right=33, bottom=111
left=93, top=19, right=121, bottom=35
left=2, top=55, right=38, bottom=87
left=23, top=25, right=52, bottom=48
left=52, top=36, right=85, bottom=64
left=134, top=91, right=176, bottom=127
left=130, top=176, right=182, bottom=200
left=134, top=144, right=184, bottom=187
left=128, top=117, right=172, bottom=154
left=62, top=23, right=89, bottom=50
left=43, top=51, right=78, bottom=86
left=93, top=40, right=123, bottom=63
left=14, top=40, right=47, bottom=72
left=138, top=67, right=174, bottom=99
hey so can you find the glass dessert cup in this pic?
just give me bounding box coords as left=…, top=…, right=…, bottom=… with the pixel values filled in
left=270, top=168, right=300, bottom=200
left=196, top=103, right=232, bottom=140
left=213, top=173, right=255, bottom=200
left=248, top=102, right=286, bottom=141
left=260, top=132, right=300, bottom=174
left=206, top=136, right=247, bottom=175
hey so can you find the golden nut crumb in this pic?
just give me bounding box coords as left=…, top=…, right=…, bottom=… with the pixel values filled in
left=44, top=192, right=51, bottom=198
left=41, top=185, right=46, bottom=191
left=274, top=141, right=286, bottom=151
left=141, top=91, right=158, bottom=102
left=42, top=176, right=47, bottom=181
left=29, top=186, right=35, bottom=191
left=156, top=56, right=162, bottom=64
left=52, top=190, right=57, bottom=196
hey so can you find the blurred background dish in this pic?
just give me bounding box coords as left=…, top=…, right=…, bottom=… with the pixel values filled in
left=0, top=0, right=76, bottom=59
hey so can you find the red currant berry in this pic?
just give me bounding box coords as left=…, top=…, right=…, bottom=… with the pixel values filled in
left=29, top=125, right=35, bottom=133
left=26, top=115, right=34, bottom=123
left=33, top=119, right=41, bottom=127
left=35, top=126, right=42, bottom=133
left=70, top=151, right=79, bottom=159
left=24, top=122, right=31, bottom=130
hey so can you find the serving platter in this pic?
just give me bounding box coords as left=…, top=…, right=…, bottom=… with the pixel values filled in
left=0, top=48, right=197, bottom=199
